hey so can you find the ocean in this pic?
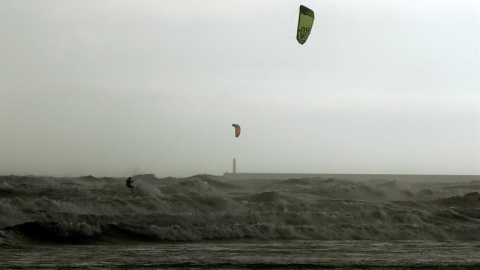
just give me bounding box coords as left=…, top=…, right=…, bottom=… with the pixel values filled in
left=1, top=174, right=480, bottom=269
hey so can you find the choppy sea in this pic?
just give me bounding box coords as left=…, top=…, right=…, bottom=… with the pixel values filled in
left=1, top=174, right=479, bottom=269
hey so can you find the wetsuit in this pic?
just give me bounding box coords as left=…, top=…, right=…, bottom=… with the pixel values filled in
left=126, top=177, right=134, bottom=188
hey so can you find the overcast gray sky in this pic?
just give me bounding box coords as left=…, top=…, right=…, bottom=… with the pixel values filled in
left=1, top=0, right=479, bottom=177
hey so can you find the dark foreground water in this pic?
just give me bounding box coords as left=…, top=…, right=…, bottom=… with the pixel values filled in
left=2, top=240, right=480, bottom=269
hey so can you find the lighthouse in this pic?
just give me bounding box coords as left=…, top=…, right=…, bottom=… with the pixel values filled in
left=233, top=157, right=236, bottom=173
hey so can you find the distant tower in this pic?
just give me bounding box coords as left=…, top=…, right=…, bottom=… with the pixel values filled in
left=233, top=157, right=236, bottom=173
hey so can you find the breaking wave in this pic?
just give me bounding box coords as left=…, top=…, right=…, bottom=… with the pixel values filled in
left=1, top=174, right=479, bottom=244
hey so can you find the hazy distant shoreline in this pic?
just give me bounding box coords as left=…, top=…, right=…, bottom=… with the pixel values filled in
left=223, top=173, right=480, bottom=182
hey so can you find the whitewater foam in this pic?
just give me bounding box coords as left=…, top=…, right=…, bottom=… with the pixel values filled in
left=1, top=174, right=479, bottom=244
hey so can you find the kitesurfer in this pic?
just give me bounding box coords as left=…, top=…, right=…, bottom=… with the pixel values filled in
left=126, top=177, right=135, bottom=189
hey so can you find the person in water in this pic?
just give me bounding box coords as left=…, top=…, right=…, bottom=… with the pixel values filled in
left=126, top=177, right=135, bottom=188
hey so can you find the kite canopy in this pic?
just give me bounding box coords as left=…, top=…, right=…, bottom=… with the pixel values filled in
left=296, top=5, right=315, bottom=45
left=232, top=124, right=241, bottom=138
